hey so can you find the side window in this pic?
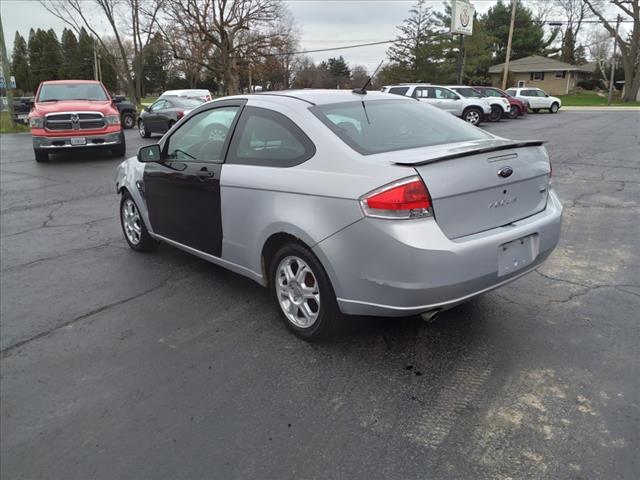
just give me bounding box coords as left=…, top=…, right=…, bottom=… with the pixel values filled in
left=227, top=107, right=316, bottom=167
left=435, top=88, right=456, bottom=99
left=165, top=106, right=240, bottom=162
left=484, top=89, right=501, bottom=97
left=414, top=87, right=430, bottom=98
left=149, top=100, right=166, bottom=112
left=388, top=87, right=410, bottom=96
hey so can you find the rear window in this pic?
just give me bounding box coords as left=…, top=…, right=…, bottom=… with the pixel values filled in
left=311, top=99, right=490, bottom=155
left=387, top=87, right=409, bottom=96
left=38, top=83, right=108, bottom=102
left=453, top=87, right=483, bottom=98
left=506, top=89, right=517, bottom=96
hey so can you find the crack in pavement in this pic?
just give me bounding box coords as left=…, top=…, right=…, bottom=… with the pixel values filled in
left=0, top=272, right=202, bottom=358
left=0, top=191, right=114, bottom=215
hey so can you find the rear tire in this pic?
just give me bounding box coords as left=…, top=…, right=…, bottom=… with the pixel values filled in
left=34, top=149, right=48, bottom=163
left=549, top=102, right=559, bottom=113
left=138, top=120, right=150, bottom=138
left=121, top=112, right=135, bottom=129
left=507, top=105, right=520, bottom=119
left=269, top=243, right=341, bottom=341
left=462, top=107, right=483, bottom=126
left=120, top=192, right=159, bottom=252
left=488, top=105, right=502, bottom=122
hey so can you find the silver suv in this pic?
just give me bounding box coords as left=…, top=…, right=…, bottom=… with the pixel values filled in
left=382, top=84, right=492, bottom=126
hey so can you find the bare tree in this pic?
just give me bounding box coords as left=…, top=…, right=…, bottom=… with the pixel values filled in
left=41, top=0, right=163, bottom=103
left=157, top=0, right=281, bottom=95
left=584, top=0, right=640, bottom=101
left=552, top=0, right=594, bottom=62
left=587, top=25, right=613, bottom=85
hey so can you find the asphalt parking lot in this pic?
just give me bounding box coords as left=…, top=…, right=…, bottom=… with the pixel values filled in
left=1, top=111, right=639, bottom=479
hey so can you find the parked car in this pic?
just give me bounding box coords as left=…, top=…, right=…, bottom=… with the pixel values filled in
left=112, top=95, right=137, bottom=129
left=138, top=96, right=204, bottom=137
left=159, top=89, right=212, bottom=102
left=506, top=87, right=562, bottom=113
left=448, top=85, right=510, bottom=122
left=473, top=86, right=529, bottom=119
left=116, top=90, right=562, bottom=340
left=382, top=83, right=492, bottom=126
left=28, top=80, right=125, bottom=163
left=12, top=97, right=34, bottom=124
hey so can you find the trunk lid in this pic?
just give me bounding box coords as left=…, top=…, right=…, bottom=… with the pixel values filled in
left=394, top=139, right=551, bottom=239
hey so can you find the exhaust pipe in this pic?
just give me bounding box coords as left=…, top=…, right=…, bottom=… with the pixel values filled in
left=420, top=309, right=441, bottom=323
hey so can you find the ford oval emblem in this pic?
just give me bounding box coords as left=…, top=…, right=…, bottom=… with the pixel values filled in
left=498, top=166, right=513, bottom=178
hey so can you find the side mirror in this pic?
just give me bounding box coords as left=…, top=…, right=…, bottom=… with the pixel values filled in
left=138, top=144, right=162, bottom=163
left=143, top=106, right=150, bottom=112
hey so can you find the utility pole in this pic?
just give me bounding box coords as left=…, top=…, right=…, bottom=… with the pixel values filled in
left=0, top=11, right=16, bottom=128
left=607, top=15, right=621, bottom=106
left=456, top=34, right=465, bottom=84
left=501, top=0, right=517, bottom=90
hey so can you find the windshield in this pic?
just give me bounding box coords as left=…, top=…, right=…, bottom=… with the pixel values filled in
left=38, top=83, right=108, bottom=102
left=453, top=87, right=484, bottom=98
left=311, top=99, right=490, bottom=155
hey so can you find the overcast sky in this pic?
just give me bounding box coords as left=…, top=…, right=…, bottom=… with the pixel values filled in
left=0, top=0, right=621, bottom=72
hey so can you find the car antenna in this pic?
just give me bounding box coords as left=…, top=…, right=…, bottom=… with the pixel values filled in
left=352, top=60, right=385, bottom=95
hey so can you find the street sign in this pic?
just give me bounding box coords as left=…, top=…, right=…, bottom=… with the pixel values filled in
left=0, top=75, right=16, bottom=89
left=451, top=0, right=475, bottom=36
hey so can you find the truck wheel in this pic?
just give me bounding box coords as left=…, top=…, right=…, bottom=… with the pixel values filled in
left=138, top=120, right=150, bottom=138
left=34, top=149, right=48, bottom=163
left=121, top=112, right=135, bottom=129
left=112, top=133, right=127, bottom=157
left=463, top=107, right=482, bottom=126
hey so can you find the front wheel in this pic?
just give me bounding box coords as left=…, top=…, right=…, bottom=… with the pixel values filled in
left=269, top=243, right=341, bottom=340
left=34, top=149, right=48, bottom=163
left=507, top=105, right=520, bottom=119
left=463, top=107, right=483, bottom=126
left=138, top=120, right=150, bottom=138
left=120, top=192, right=159, bottom=252
left=549, top=103, right=559, bottom=113
left=488, top=105, right=502, bottom=122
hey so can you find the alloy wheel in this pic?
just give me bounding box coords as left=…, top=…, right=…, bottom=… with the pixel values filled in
left=122, top=198, right=142, bottom=245
left=465, top=110, right=480, bottom=125
left=276, top=256, right=321, bottom=328
left=138, top=121, right=146, bottom=137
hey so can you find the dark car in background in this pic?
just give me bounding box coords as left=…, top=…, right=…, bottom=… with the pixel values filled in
left=138, top=96, right=203, bottom=138
left=473, top=86, right=529, bottom=119
left=112, top=95, right=137, bottom=129
left=12, top=97, right=34, bottom=124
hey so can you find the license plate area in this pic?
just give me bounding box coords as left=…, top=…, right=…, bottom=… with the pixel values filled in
left=498, top=234, right=539, bottom=277
left=70, top=137, right=87, bottom=146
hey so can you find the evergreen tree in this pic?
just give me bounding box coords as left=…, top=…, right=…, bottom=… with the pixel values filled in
left=483, top=0, right=550, bottom=63
left=77, top=28, right=95, bottom=80
left=42, top=29, right=63, bottom=81
left=60, top=29, right=80, bottom=79
left=28, top=28, right=44, bottom=90
left=98, top=47, right=118, bottom=92
left=11, top=32, right=30, bottom=94
left=327, top=56, right=350, bottom=87
left=143, top=33, right=169, bottom=94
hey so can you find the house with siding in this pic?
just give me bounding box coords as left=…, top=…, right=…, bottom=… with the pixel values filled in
left=488, top=55, right=596, bottom=95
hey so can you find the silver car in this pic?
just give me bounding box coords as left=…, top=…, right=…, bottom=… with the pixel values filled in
left=116, top=90, right=562, bottom=340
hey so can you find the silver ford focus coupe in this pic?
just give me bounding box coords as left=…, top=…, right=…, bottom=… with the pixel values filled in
left=116, top=90, right=562, bottom=340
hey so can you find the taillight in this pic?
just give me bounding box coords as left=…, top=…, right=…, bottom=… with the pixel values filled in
left=360, top=177, right=432, bottom=219
left=176, top=111, right=184, bottom=120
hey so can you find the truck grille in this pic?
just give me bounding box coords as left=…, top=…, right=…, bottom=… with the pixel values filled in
left=45, top=112, right=105, bottom=131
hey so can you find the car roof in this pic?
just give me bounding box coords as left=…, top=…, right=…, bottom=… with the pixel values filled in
left=231, top=89, right=406, bottom=106
left=41, top=80, right=102, bottom=85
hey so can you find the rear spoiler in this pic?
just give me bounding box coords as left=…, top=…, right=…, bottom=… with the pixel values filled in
left=394, top=140, right=546, bottom=166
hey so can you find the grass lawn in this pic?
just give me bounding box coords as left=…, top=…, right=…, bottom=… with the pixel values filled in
left=558, top=92, right=640, bottom=107
left=0, top=111, right=30, bottom=134
left=140, top=96, right=158, bottom=106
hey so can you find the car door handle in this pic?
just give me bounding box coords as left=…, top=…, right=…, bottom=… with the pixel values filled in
left=196, top=168, right=215, bottom=180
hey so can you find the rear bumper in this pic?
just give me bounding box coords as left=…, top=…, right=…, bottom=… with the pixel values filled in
left=314, top=189, right=563, bottom=317
left=32, top=131, right=124, bottom=150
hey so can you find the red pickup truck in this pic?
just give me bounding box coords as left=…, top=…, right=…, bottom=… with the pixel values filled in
left=29, top=80, right=126, bottom=162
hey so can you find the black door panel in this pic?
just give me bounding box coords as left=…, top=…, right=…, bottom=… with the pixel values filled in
left=144, top=161, right=223, bottom=256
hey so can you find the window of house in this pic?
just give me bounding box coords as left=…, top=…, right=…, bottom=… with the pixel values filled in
left=555, top=71, right=566, bottom=79
left=531, top=72, right=545, bottom=81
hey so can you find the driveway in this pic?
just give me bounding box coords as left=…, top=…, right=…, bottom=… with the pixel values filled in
left=1, top=111, right=639, bottom=479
